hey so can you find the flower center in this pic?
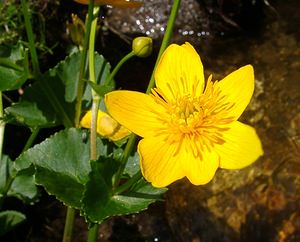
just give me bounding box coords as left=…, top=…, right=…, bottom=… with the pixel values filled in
left=169, top=80, right=235, bottom=135
left=151, top=80, right=235, bottom=157
left=171, top=94, right=203, bottom=133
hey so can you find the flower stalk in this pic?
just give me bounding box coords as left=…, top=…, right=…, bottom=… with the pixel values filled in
left=20, top=0, right=40, bottom=76
left=74, top=0, right=95, bottom=128
left=89, top=6, right=100, bottom=160
left=87, top=5, right=101, bottom=242
left=106, top=51, right=135, bottom=85
left=64, top=1, right=96, bottom=242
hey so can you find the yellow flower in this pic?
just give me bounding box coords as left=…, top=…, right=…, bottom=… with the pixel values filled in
left=105, top=42, right=263, bottom=187
left=80, top=110, right=131, bottom=141
left=73, top=0, right=143, bottom=8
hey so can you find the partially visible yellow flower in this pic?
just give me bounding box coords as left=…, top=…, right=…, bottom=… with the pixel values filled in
left=80, top=110, right=131, bottom=141
left=74, top=0, right=143, bottom=8
left=105, top=42, right=263, bottom=188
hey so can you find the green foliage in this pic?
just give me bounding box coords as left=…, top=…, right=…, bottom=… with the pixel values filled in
left=15, top=128, right=107, bottom=208
left=0, top=43, right=29, bottom=91
left=124, top=152, right=140, bottom=177
left=0, top=1, right=21, bottom=45
left=0, top=210, right=26, bottom=236
left=5, top=74, right=73, bottom=128
left=82, top=159, right=167, bottom=223
left=5, top=50, right=112, bottom=128
left=8, top=167, right=39, bottom=204
left=14, top=128, right=167, bottom=223
left=0, top=155, right=39, bottom=204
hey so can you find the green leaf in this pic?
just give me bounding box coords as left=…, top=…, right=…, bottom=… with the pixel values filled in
left=5, top=74, right=74, bottom=128
left=8, top=167, right=39, bottom=204
left=124, top=152, right=140, bottom=177
left=14, top=128, right=107, bottom=208
left=49, top=51, right=81, bottom=103
left=49, top=50, right=113, bottom=104
left=0, top=155, right=14, bottom=194
left=87, top=81, right=114, bottom=97
left=0, top=155, right=39, bottom=204
left=0, top=210, right=26, bottom=236
left=0, top=43, right=29, bottom=91
left=4, top=101, right=52, bottom=127
left=4, top=49, right=116, bottom=128
left=82, top=158, right=167, bottom=224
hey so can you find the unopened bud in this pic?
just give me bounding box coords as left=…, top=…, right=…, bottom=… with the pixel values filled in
left=132, top=37, right=153, bottom=58
left=66, top=14, right=85, bottom=47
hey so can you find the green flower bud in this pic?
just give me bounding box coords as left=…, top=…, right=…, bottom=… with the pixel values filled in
left=67, top=14, right=85, bottom=47
left=132, top=37, right=153, bottom=58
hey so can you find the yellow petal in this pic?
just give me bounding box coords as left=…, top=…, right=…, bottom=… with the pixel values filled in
left=138, top=136, right=185, bottom=188
left=138, top=134, right=219, bottom=187
left=105, top=90, right=167, bottom=138
left=216, top=121, right=263, bottom=169
left=183, top=139, right=219, bottom=185
left=80, top=110, right=92, bottom=129
left=154, top=42, right=205, bottom=101
left=218, top=65, right=255, bottom=119
left=80, top=110, right=131, bottom=141
left=97, top=112, right=131, bottom=141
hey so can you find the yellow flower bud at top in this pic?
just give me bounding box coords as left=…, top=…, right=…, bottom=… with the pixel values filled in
left=132, top=37, right=153, bottom=58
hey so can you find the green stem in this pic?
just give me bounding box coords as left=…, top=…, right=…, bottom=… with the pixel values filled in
left=74, top=0, right=95, bottom=128
left=106, top=51, right=135, bottom=85
left=113, top=134, right=136, bottom=188
left=87, top=6, right=100, bottom=242
left=22, top=128, right=40, bottom=153
left=62, top=207, right=76, bottom=242
left=0, top=92, right=4, bottom=161
left=21, top=0, right=72, bottom=127
left=114, top=170, right=142, bottom=195
left=0, top=58, right=24, bottom=71
left=146, top=0, right=181, bottom=94
left=89, top=5, right=100, bottom=164
left=89, top=7, right=99, bottom=92
left=20, top=0, right=40, bottom=76
left=87, top=225, right=99, bottom=242
left=63, top=2, right=96, bottom=242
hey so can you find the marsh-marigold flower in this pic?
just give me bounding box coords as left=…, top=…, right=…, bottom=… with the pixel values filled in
left=105, top=42, right=263, bottom=187
left=80, top=110, right=131, bottom=141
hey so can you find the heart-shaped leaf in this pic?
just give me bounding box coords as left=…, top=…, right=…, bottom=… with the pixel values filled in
left=14, top=128, right=107, bottom=208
